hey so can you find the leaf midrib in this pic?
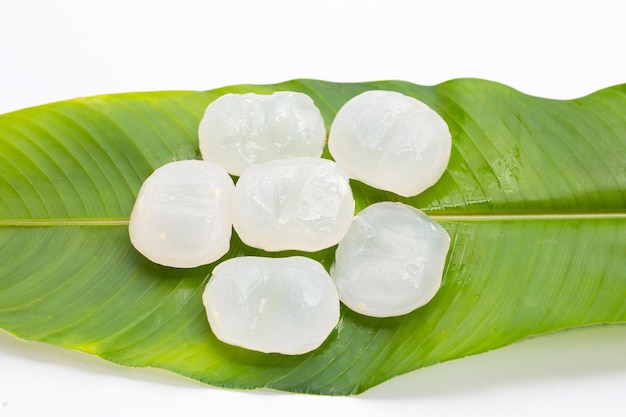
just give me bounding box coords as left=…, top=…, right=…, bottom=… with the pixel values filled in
left=2, top=211, right=625, bottom=226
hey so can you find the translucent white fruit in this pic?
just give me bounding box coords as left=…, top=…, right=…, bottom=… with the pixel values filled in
left=232, top=157, right=355, bottom=252
left=198, top=92, right=326, bottom=176
left=128, top=160, right=234, bottom=268
left=203, top=256, right=340, bottom=355
left=328, top=90, right=452, bottom=197
left=331, top=202, right=450, bottom=317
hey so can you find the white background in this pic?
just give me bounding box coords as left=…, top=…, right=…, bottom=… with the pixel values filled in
left=1, top=0, right=626, bottom=415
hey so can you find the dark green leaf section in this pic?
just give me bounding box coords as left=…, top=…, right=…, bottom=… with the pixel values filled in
left=0, top=79, right=625, bottom=395
left=2, top=80, right=626, bottom=221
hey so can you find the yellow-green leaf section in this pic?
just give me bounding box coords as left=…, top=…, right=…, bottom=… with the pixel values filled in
left=0, top=79, right=625, bottom=395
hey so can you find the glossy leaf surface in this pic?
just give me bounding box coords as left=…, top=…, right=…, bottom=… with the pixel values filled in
left=1, top=79, right=625, bottom=395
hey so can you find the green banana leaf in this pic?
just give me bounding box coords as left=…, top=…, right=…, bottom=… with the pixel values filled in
left=0, top=79, right=625, bottom=395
